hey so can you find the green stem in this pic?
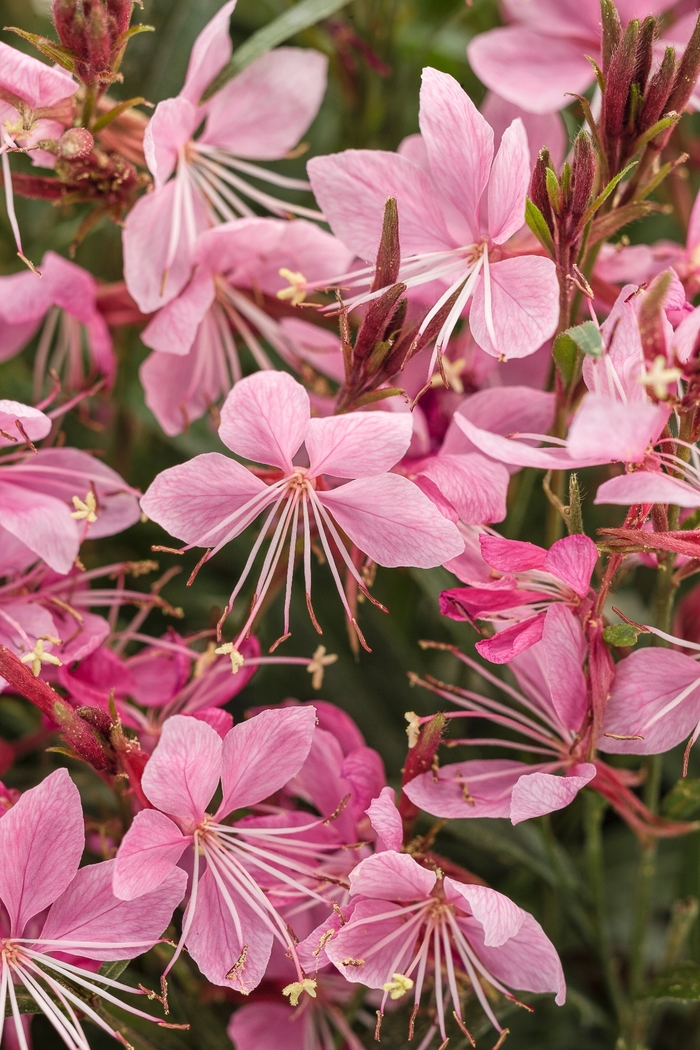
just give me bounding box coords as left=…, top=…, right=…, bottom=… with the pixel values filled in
left=584, top=792, right=627, bottom=1025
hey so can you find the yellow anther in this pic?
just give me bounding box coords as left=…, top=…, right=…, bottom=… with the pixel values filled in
left=20, top=636, right=63, bottom=677
left=282, top=978, right=317, bottom=1006
left=382, top=973, right=414, bottom=1000
left=639, top=355, right=682, bottom=400
left=277, top=268, right=308, bottom=307
left=431, top=356, right=466, bottom=393
left=194, top=641, right=218, bottom=679
left=214, top=642, right=245, bottom=674
left=405, top=711, right=421, bottom=749
left=306, top=645, right=338, bottom=690
left=71, top=491, right=98, bottom=523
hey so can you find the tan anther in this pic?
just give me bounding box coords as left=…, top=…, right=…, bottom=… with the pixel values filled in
left=405, top=711, right=421, bottom=749
left=382, top=973, right=414, bottom=999
left=276, top=268, right=308, bottom=307
left=306, top=645, right=338, bottom=689
left=639, top=355, right=682, bottom=399
left=214, top=642, right=245, bottom=674
left=282, top=978, right=317, bottom=1006
left=20, top=636, right=63, bottom=676
left=70, top=491, right=98, bottom=523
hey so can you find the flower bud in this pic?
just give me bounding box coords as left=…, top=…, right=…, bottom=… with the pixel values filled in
left=603, top=18, right=640, bottom=141
left=86, top=0, right=112, bottom=74
left=529, top=147, right=555, bottom=235
left=52, top=0, right=87, bottom=57
left=667, top=11, right=700, bottom=116
left=106, top=0, right=132, bottom=41
left=57, top=126, right=94, bottom=160
left=600, top=0, right=621, bottom=75
left=640, top=45, right=676, bottom=131
left=569, top=130, right=595, bottom=225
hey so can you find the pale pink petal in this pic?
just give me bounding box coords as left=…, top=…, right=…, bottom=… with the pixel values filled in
left=0, top=268, right=50, bottom=325
left=0, top=769, right=83, bottom=933
left=342, top=747, right=386, bottom=824
left=307, top=150, right=452, bottom=261
left=417, top=453, right=509, bottom=524
left=0, top=481, right=78, bottom=574
left=443, top=386, right=556, bottom=462
left=470, top=256, right=559, bottom=359
left=673, top=306, right=700, bottom=364
left=0, top=600, right=57, bottom=656
left=219, top=705, right=316, bottom=816
left=58, top=646, right=136, bottom=708
left=140, top=453, right=268, bottom=546
left=39, top=860, right=186, bottom=959
left=476, top=614, right=547, bottom=663
left=144, top=96, right=200, bottom=188
left=479, top=534, right=546, bottom=572
left=218, top=370, right=309, bottom=470
left=461, top=910, right=566, bottom=1004
left=180, top=0, right=237, bottom=105
left=600, top=649, right=700, bottom=755
left=122, top=180, right=209, bottom=314
left=367, top=787, right=403, bottom=852
left=112, top=810, right=189, bottom=901
left=141, top=270, right=215, bottom=356
left=510, top=766, right=596, bottom=824
left=348, top=850, right=436, bottom=900
left=397, top=132, right=430, bottom=172
left=687, top=188, right=700, bottom=254
left=403, top=759, right=530, bottom=819
left=444, top=881, right=524, bottom=946
left=468, top=27, right=594, bottom=114
left=33, top=252, right=99, bottom=325
left=542, top=605, right=589, bottom=731
left=451, top=412, right=613, bottom=470
left=311, top=699, right=366, bottom=753
left=543, top=534, right=598, bottom=596
left=279, top=317, right=345, bottom=383
left=191, top=708, right=234, bottom=737
left=325, top=898, right=417, bottom=987
left=481, top=91, right=567, bottom=167
left=487, top=118, right=530, bottom=244
left=142, top=714, right=222, bottom=822
left=319, top=473, right=464, bottom=567
left=418, top=66, right=493, bottom=237
left=567, top=395, right=669, bottom=462
left=186, top=867, right=273, bottom=991
left=228, top=1002, right=307, bottom=1050
left=0, top=401, right=50, bottom=449
left=595, top=470, right=700, bottom=508
left=140, top=333, right=228, bottom=438
left=501, top=0, right=601, bottom=39
left=201, top=48, right=327, bottom=159
left=0, top=41, right=76, bottom=108
left=306, top=412, right=412, bottom=478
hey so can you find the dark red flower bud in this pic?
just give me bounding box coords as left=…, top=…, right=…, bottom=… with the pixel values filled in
left=85, top=0, right=112, bottom=73
left=57, top=126, right=94, bottom=159
left=667, top=11, right=700, bottom=115
left=529, top=147, right=555, bottom=234
left=106, top=0, right=132, bottom=39
left=603, top=18, right=640, bottom=141
left=601, top=0, right=622, bottom=75
left=52, top=0, right=87, bottom=57
left=632, top=17, right=656, bottom=94
left=640, top=45, right=677, bottom=131
left=570, top=130, right=596, bottom=225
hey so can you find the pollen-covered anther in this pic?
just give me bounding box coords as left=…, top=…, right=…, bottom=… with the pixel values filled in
left=20, top=636, right=63, bottom=676
left=639, top=355, right=682, bottom=399
left=306, top=644, right=338, bottom=689
left=382, top=972, right=414, bottom=1000
left=282, top=977, right=317, bottom=1006
left=276, top=267, right=309, bottom=306
left=405, top=710, right=421, bottom=748
left=71, top=490, right=98, bottom=522
left=214, top=641, right=245, bottom=674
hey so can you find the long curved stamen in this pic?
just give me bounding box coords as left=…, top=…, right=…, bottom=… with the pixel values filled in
left=190, top=147, right=323, bottom=221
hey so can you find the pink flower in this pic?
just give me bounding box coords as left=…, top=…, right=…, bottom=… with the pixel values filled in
left=139, top=217, right=352, bottom=435
left=0, top=252, right=114, bottom=396
left=403, top=618, right=597, bottom=823
left=112, top=709, right=351, bottom=998
left=302, top=798, right=565, bottom=1045
left=308, top=67, right=559, bottom=369
left=440, top=532, right=599, bottom=663
left=140, top=371, right=463, bottom=651
left=123, top=0, right=328, bottom=313
left=468, top=0, right=682, bottom=116
left=0, top=768, right=186, bottom=1048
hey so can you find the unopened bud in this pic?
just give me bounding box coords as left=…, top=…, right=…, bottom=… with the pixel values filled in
left=86, top=0, right=112, bottom=73
left=53, top=0, right=87, bottom=56
left=76, top=705, right=114, bottom=735
left=603, top=18, right=640, bottom=141
left=667, top=11, right=700, bottom=115
left=600, top=0, right=622, bottom=74
left=640, top=46, right=676, bottom=132
left=632, top=17, right=655, bottom=95
left=529, top=148, right=555, bottom=233
left=569, top=131, right=595, bottom=224
left=106, top=0, right=132, bottom=39
left=58, top=127, right=94, bottom=160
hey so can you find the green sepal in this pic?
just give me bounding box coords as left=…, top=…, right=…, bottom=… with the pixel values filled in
left=525, top=198, right=555, bottom=256
left=552, top=332, right=578, bottom=388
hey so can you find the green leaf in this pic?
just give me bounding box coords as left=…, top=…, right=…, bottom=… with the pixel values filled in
left=5, top=27, right=76, bottom=71
left=93, top=98, right=150, bottom=132
left=643, top=962, right=700, bottom=1000
left=661, top=778, right=700, bottom=821
left=200, top=0, right=352, bottom=102
left=580, top=161, right=637, bottom=226
left=588, top=199, right=657, bottom=245
left=633, top=112, right=680, bottom=154
left=603, top=623, right=639, bottom=647
left=525, top=197, right=555, bottom=256
left=4, top=989, right=43, bottom=1016
left=552, top=332, right=578, bottom=388
left=99, top=959, right=131, bottom=980
left=563, top=320, right=602, bottom=358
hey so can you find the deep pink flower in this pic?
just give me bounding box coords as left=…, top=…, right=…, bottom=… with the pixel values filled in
left=302, top=794, right=565, bottom=1046
left=123, top=0, right=328, bottom=313
left=140, top=371, right=463, bottom=650
left=0, top=768, right=186, bottom=1048
left=112, top=709, right=349, bottom=998
left=440, top=532, right=599, bottom=663
left=308, top=67, right=559, bottom=370
left=139, top=217, right=352, bottom=435
left=0, top=253, right=114, bottom=395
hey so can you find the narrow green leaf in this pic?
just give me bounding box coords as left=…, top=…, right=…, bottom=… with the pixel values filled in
left=114, top=24, right=156, bottom=48
left=352, top=386, right=405, bottom=407
left=633, top=112, right=680, bottom=154
left=4, top=989, right=43, bottom=1016
left=552, top=332, right=578, bottom=388
left=662, top=778, right=700, bottom=821
left=525, top=197, right=555, bottom=256
left=588, top=199, right=657, bottom=244
left=93, top=97, right=149, bottom=132
left=5, top=27, right=76, bottom=71
left=643, top=962, right=700, bottom=1001
left=200, top=0, right=352, bottom=102
left=99, top=959, right=131, bottom=981
left=581, top=161, right=637, bottom=225
left=544, top=167, right=560, bottom=213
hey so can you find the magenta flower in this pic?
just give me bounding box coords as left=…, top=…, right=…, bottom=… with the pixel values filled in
left=308, top=67, right=559, bottom=369
left=112, top=709, right=353, bottom=999
left=440, top=532, right=599, bottom=663
left=403, top=617, right=597, bottom=824
left=139, top=217, right=352, bottom=435
left=140, top=370, right=463, bottom=650
left=123, top=0, right=328, bottom=313
left=0, top=768, right=186, bottom=1049
left=303, top=802, right=565, bottom=1046
left=0, top=252, right=114, bottom=396
left=468, top=0, right=681, bottom=116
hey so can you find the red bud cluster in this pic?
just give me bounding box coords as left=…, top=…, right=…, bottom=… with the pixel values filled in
left=52, top=0, right=134, bottom=85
